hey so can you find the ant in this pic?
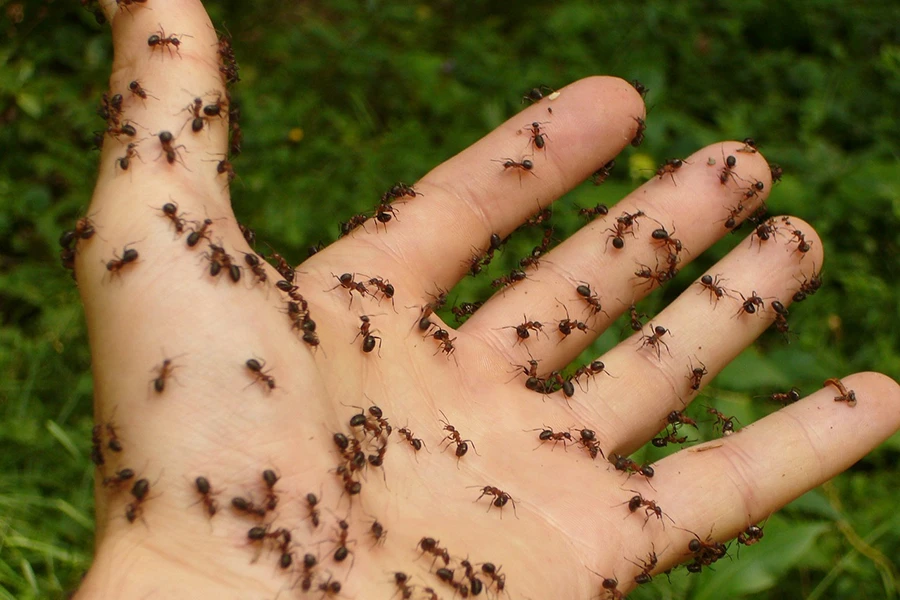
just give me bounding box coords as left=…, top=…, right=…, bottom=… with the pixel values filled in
left=572, top=360, right=613, bottom=390
left=738, top=137, right=758, bottom=153
left=125, top=477, right=152, bottom=524
left=628, top=546, right=660, bottom=585
left=793, top=266, right=823, bottom=302
left=392, top=572, right=415, bottom=600
left=556, top=302, right=592, bottom=339
left=128, top=80, right=156, bottom=101
left=260, top=469, right=280, bottom=511
left=106, top=120, right=140, bottom=140
left=451, top=301, right=483, bottom=323
left=577, top=202, right=610, bottom=220
left=105, top=244, right=140, bottom=278
left=105, top=419, right=123, bottom=453
left=327, top=518, right=357, bottom=570
left=738, top=523, right=765, bottom=547
left=612, top=453, right=655, bottom=480
left=382, top=182, right=421, bottom=202
left=532, top=426, right=575, bottom=451
left=471, top=485, right=518, bottom=518
left=749, top=217, right=779, bottom=249
left=494, top=157, right=536, bottom=184
left=339, top=213, right=369, bottom=237
left=651, top=427, right=692, bottom=448
left=265, top=248, right=295, bottom=282
left=212, top=158, right=236, bottom=183
left=680, top=527, right=729, bottom=568
left=330, top=272, right=369, bottom=307
left=519, top=227, right=554, bottom=269
left=303, top=492, right=321, bottom=528
left=605, top=209, right=645, bottom=250
left=368, top=517, right=387, bottom=547
left=655, top=158, right=685, bottom=185
left=521, top=85, right=555, bottom=103
left=245, top=358, right=276, bottom=391
left=770, top=163, right=784, bottom=183
left=697, top=273, right=732, bottom=304
left=574, top=427, right=604, bottom=459
left=155, top=130, right=188, bottom=168
left=735, top=290, right=766, bottom=317
left=427, top=328, right=457, bottom=359
left=620, top=489, right=675, bottom=528
left=354, top=315, right=383, bottom=355
left=186, top=218, right=214, bottom=248
left=231, top=495, right=268, bottom=518
left=501, top=315, right=545, bottom=343
left=788, top=227, right=813, bottom=255
left=490, top=269, right=528, bottom=290
left=622, top=302, right=646, bottom=332
left=639, top=323, right=672, bottom=359
left=366, top=276, right=396, bottom=311
left=417, top=536, right=451, bottom=568
left=60, top=215, right=98, bottom=250
left=193, top=476, right=219, bottom=518
left=630, top=79, right=649, bottom=98
left=687, top=358, right=708, bottom=391
left=588, top=570, right=624, bottom=600
left=242, top=253, right=267, bottom=285
left=522, top=121, right=550, bottom=151
left=373, top=201, right=400, bottom=230
left=632, top=116, right=646, bottom=147
left=102, top=467, right=135, bottom=489
left=397, top=424, right=427, bottom=455
left=590, top=160, right=616, bottom=186
left=148, top=24, right=189, bottom=59
left=156, top=201, right=187, bottom=235
left=705, top=406, right=738, bottom=435
left=718, top=153, right=739, bottom=185
left=439, top=410, right=477, bottom=466
left=481, top=562, right=506, bottom=593
left=184, top=96, right=205, bottom=132
left=294, top=552, right=319, bottom=592
left=115, top=142, right=142, bottom=172
left=666, top=410, right=698, bottom=429
left=740, top=179, right=766, bottom=203
left=90, top=425, right=105, bottom=467
left=771, top=300, right=793, bottom=340
left=575, top=282, right=609, bottom=318
left=825, top=377, right=857, bottom=407
left=769, top=387, right=801, bottom=405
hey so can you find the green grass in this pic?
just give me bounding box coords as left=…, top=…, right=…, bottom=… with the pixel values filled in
left=0, top=0, right=898, bottom=597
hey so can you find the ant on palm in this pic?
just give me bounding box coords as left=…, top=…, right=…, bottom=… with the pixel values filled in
left=439, top=411, right=478, bottom=466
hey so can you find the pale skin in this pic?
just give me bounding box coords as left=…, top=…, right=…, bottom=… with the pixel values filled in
left=74, top=1, right=900, bottom=598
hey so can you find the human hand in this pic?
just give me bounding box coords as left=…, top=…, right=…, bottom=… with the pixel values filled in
left=72, top=1, right=900, bottom=598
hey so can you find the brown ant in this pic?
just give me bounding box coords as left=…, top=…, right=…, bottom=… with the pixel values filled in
left=102, top=468, right=135, bottom=489
left=494, top=157, right=536, bottom=184
left=183, top=96, right=205, bottom=132
left=628, top=546, right=660, bottom=585
left=572, top=360, right=613, bottom=390
left=366, top=276, right=396, bottom=311
left=155, top=130, right=188, bottom=168
left=354, top=315, right=383, bottom=355
left=59, top=215, right=98, bottom=250
left=738, top=522, right=765, bottom=547
left=245, top=358, right=276, bottom=391
left=186, top=218, right=214, bottom=248
left=105, top=244, right=140, bottom=278
left=417, top=537, right=451, bottom=569
left=532, top=426, right=574, bottom=451
left=680, top=527, right=729, bottom=569
left=577, top=202, right=610, bottom=219
left=639, top=323, right=672, bottom=359
left=193, top=476, right=219, bottom=517
left=490, top=268, right=528, bottom=290
left=655, top=158, right=685, bottom=185
left=156, top=200, right=187, bottom=235
left=523, top=121, right=549, bottom=151
left=125, top=477, right=153, bottom=524
left=630, top=79, right=649, bottom=97
left=632, top=116, right=646, bottom=147
left=687, top=358, right=708, bottom=391
left=90, top=425, right=105, bottom=467
left=793, top=266, right=823, bottom=302
left=588, top=570, right=625, bottom=600
left=697, top=273, right=732, bottom=304
left=480, top=562, right=506, bottom=593
left=398, top=424, right=427, bottom=455
left=368, top=517, right=387, bottom=547
left=718, top=153, right=738, bottom=185
left=231, top=495, right=268, bottom=518
left=470, top=485, right=518, bottom=519
left=622, top=302, right=646, bottom=332
left=738, top=137, right=758, bottom=153
left=573, top=427, right=604, bottom=459
left=439, top=410, right=478, bottom=466
left=317, top=575, right=342, bottom=597
left=519, top=227, right=553, bottom=269
left=212, top=157, right=236, bottom=183
left=325, top=518, right=356, bottom=570
left=575, top=282, right=609, bottom=318
left=150, top=353, right=183, bottom=393
left=451, top=301, right=483, bottom=323
left=260, top=469, right=281, bottom=511
left=619, top=489, right=675, bottom=528
left=147, top=24, right=189, bottom=59
left=612, top=453, right=655, bottom=480
left=770, top=163, right=783, bottom=183
left=606, top=209, right=645, bottom=250
left=500, top=315, right=546, bottom=343
left=740, top=179, right=766, bottom=203
left=769, top=387, right=801, bottom=405
left=427, top=328, right=457, bottom=359
left=788, top=228, right=813, bottom=255
left=329, top=272, right=370, bottom=307
left=242, top=253, right=267, bottom=285
left=825, top=377, right=857, bottom=407
left=666, top=410, right=698, bottom=429
left=115, top=142, right=143, bottom=172
left=735, top=290, right=766, bottom=317
left=749, top=217, right=779, bottom=249
left=339, top=213, right=370, bottom=237
left=705, top=406, right=738, bottom=435
left=590, top=159, right=616, bottom=185
left=106, top=120, right=140, bottom=140
left=556, top=302, right=592, bottom=339
left=651, top=427, right=693, bottom=448
left=105, top=419, right=123, bottom=453
left=127, top=79, right=156, bottom=101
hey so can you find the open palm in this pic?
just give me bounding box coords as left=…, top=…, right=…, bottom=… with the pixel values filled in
left=73, top=1, right=900, bottom=598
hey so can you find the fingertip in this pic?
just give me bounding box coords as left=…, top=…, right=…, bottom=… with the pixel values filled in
left=844, top=371, right=900, bottom=414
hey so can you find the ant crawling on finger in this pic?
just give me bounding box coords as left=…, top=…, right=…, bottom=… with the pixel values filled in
left=696, top=273, right=733, bottom=305
left=618, top=489, right=675, bottom=529
left=148, top=24, right=192, bottom=59
left=354, top=315, right=383, bottom=355
left=587, top=569, right=625, bottom=600
left=493, top=157, right=537, bottom=185
left=825, top=377, right=857, bottom=407
left=521, top=121, right=550, bottom=152
left=439, top=410, right=478, bottom=467
left=470, top=485, right=519, bottom=519
left=555, top=301, right=592, bottom=340
left=530, top=425, right=575, bottom=451
left=499, top=315, right=546, bottom=343
left=245, top=358, right=276, bottom=392
left=104, top=244, right=140, bottom=279
left=575, top=282, right=609, bottom=318
left=655, top=157, right=688, bottom=185
left=734, top=290, right=768, bottom=317
left=638, top=323, right=672, bottom=359
left=628, top=545, right=661, bottom=585
left=154, top=130, right=189, bottom=169
left=705, top=405, right=739, bottom=436
left=611, top=454, right=655, bottom=484
left=687, top=357, right=708, bottom=391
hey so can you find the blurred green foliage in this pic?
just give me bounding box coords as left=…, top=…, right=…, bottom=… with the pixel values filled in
left=0, top=0, right=897, bottom=597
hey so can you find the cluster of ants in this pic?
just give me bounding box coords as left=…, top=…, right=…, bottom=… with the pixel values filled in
left=332, top=404, right=393, bottom=498
left=413, top=537, right=507, bottom=598
left=90, top=415, right=153, bottom=523
left=339, top=183, right=422, bottom=237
